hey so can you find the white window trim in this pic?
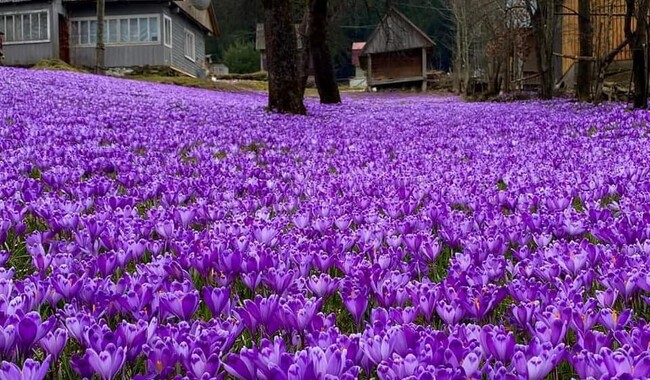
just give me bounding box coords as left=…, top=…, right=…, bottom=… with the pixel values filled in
left=69, top=14, right=161, bottom=47
left=163, top=15, right=172, bottom=48
left=184, top=28, right=195, bottom=62
left=0, top=9, right=50, bottom=45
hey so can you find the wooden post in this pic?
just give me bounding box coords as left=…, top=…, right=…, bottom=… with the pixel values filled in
left=367, top=54, right=372, bottom=91
left=0, top=32, right=4, bottom=65
left=421, top=47, right=427, bottom=91
left=96, top=0, right=105, bottom=74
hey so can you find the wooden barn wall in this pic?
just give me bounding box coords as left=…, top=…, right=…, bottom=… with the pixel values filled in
left=370, top=49, right=422, bottom=83
left=561, top=0, right=631, bottom=74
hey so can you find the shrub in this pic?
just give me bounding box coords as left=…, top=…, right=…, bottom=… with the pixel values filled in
left=223, top=42, right=260, bottom=74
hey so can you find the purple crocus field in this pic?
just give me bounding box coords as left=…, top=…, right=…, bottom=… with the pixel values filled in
left=1, top=66, right=650, bottom=380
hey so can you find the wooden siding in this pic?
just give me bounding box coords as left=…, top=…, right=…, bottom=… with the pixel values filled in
left=172, top=0, right=216, bottom=35
left=368, top=49, right=423, bottom=84
left=168, top=10, right=205, bottom=76
left=70, top=45, right=163, bottom=67
left=67, top=3, right=164, bottom=68
left=0, top=1, right=57, bottom=65
left=561, top=0, right=630, bottom=74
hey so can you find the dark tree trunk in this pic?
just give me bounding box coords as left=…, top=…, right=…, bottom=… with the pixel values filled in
left=308, top=0, right=341, bottom=104
left=262, top=0, right=306, bottom=114
left=298, top=11, right=310, bottom=100
left=531, top=8, right=551, bottom=98
left=576, top=0, right=593, bottom=101
left=487, top=59, right=501, bottom=95
left=528, top=0, right=561, bottom=99
left=625, top=0, right=649, bottom=109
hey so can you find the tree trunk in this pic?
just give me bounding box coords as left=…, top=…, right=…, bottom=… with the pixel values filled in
left=625, top=0, right=649, bottom=109
left=95, top=0, right=105, bottom=74
left=263, top=0, right=306, bottom=114
left=528, top=0, right=560, bottom=99
left=298, top=10, right=310, bottom=100
left=308, top=0, right=341, bottom=104
left=487, top=59, right=501, bottom=95
left=633, top=0, right=648, bottom=108
left=453, top=26, right=462, bottom=93
left=576, top=0, right=593, bottom=101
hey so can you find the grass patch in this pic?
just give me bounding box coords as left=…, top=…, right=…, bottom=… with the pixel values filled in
left=32, top=59, right=87, bottom=73
left=130, top=75, right=268, bottom=92
left=451, top=203, right=473, bottom=215
left=572, top=196, right=585, bottom=213
left=600, top=193, right=621, bottom=207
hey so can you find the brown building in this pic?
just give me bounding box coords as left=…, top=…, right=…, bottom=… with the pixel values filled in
left=557, top=0, right=632, bottom=86
left=360, top=8, right=434, bottom=91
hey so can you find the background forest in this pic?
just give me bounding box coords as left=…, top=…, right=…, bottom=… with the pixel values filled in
left=206, top=0, right=454, bottom=78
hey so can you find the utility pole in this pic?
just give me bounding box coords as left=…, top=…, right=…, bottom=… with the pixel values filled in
left=96, top=0, right=105, bottom=74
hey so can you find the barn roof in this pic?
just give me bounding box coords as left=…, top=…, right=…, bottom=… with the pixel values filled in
left=174, top=0, right=220, bottom=37
left=255, top=23, right=302, bottom=51
left=362, top=8, right=434, bottom=55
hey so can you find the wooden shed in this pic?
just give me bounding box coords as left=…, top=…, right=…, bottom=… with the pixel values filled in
left=360, top=8, right=434, bottom=91
left=557, top=0, right=632, bottom=86
left=255, top=23, right=302, bottom=71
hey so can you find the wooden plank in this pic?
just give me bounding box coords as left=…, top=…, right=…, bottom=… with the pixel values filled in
left=367, top=54, right=372, bottom=89
left=369, top=76, right=426, bottom=86
left=561, top=0, right=631, bottom=75
left=421, top=47, right=427, bottom=91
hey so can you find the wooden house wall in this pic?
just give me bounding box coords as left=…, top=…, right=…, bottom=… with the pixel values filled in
left=561, top=0, right=630, bottom=74
left=0, top=1, right=58, bottom=66
left=369, top=48, right=422, bottom=84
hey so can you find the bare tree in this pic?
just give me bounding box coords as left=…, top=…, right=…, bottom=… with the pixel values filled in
left=589, top=0, right=630, bottom=102
left=576, top=0, right=592, bottom=100
left=525, top=0, right=563, bottom=99
left=625, top=0, right=649, bottom=108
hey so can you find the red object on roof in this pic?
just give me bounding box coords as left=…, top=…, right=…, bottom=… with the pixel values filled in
left=351, top=42, right=366, bottom=66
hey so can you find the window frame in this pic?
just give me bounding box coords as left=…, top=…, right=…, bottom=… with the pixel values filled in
left=184, top=28, right=195, bottom=62
left=163, top=15, right=172, bottom=48
left=0, top=10, right=50, bottom=45
left=69, top=14, right=160, bottom=47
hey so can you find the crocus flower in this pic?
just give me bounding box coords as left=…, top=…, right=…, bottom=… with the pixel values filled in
left=512, top=343, right=565, bottom=380
left=0, top=355, right=51, bottom=380
left=599, top=308, right=632, bottom=331
left=202, top=286, right=231, bottom=317
left=159, top=290, right=200, bottom=320
left=436, top=300, right=465, bottom=325
left=39, top=328, right=68, bottom=361
left=480, top=326, right=515, bottom=363
left=86, top=343, right=127, bottom=380
left=341, top=285, right=369, bottom=328
left=14, top=312, right=56, bottom=355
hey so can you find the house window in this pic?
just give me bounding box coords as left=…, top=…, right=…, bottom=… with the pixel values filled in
left=0, top=11, right=49, bottom=44
left=163, top=15, right=172, bottom=48
left=184, top=29, right=195, bottom=61
left=70, top=15, right=159, bottom=46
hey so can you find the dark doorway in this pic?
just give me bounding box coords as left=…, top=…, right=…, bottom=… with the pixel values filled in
left=58, top=14, right=70, bottom=63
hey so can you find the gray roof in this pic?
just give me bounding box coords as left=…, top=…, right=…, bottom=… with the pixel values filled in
left=362, top=8, right=435, bottom=55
